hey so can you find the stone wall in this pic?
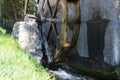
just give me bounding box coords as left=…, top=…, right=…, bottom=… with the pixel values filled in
left=77, top=0, right=120, bottom=66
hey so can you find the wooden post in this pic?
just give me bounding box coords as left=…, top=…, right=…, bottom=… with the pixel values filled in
left=12, top=0, right=17, bottom=21
left=24, top=0, right=29, bottom=16
left=0, top=5, right=1, bottom=19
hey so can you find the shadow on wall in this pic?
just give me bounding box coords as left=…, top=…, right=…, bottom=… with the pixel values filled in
left=77, top=0, right=120, bottom=66
left=87, top=16, right=109, bottom=62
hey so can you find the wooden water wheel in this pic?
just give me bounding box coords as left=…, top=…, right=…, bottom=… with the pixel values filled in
left=24, top=0, right=80, bottom=63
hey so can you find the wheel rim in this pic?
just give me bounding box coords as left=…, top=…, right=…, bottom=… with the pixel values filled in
left=53, top=0, right=80, bottom=62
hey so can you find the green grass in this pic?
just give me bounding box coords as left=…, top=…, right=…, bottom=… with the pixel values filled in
left=0, top=27, right=55, bottom=80
left=115, top=63, right=120, bottom=75
left=0, top=27, right=6, bottom=35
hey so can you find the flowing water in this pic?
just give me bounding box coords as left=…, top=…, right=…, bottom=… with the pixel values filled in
left=50, top=68, right=87, bottom=80
left=47, top=63, right=93, bottom=80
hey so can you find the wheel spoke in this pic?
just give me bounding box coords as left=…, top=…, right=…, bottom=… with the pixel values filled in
left=47, top=23, right=59, bottom=42
left=52, top=0, right=60, bottom=17
left=46, top=0, right=52, bottom=16
left=51, top=23, right=60, bottom=52
left=40, top=0, right=46, bottom=15
left=47, top=24, right=52, bottom=40
left=51, top=23, right=59, bottom=37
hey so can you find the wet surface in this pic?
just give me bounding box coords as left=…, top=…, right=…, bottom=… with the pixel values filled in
left=47, top=63, right=88, bottom=80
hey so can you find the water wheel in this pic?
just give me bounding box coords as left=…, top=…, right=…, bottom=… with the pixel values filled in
left=24, top=0, right=80, bottom=63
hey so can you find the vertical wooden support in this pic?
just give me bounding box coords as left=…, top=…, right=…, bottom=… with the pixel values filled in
left=24, top=0, right=29, bottom=16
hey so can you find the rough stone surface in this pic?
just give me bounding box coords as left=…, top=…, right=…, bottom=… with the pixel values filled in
left=12, top=21, right=43, bottom=62
left=77, top=22, right=88, bottom=57
left=79, top=0, right=120, bottom=65
left=80, top=0, right=120, bottom=21
left=104, top=20, right=120, bottom=65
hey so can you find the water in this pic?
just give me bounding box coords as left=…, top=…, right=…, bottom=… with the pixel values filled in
left=50, top=68, right=87, bottom=80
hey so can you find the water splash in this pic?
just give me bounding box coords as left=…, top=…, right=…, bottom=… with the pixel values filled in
left=50, top=68, right=87, bottom=80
